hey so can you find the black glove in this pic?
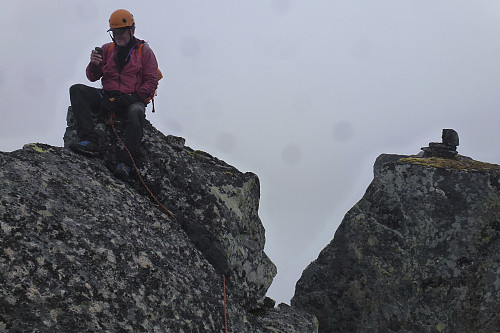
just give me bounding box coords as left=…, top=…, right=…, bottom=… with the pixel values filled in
left=115, top=93, right=142, bottom=110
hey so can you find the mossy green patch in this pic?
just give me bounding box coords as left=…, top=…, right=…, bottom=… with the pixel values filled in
left=436, top=322, right=446, bottom=332
left=188, top=150, right=212, bottom=160
left=399, top=157, right=500, bottom=172
left=23, top=143, right=52, bottom=153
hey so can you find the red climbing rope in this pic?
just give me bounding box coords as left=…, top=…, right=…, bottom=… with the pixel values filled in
left=108, top=113, right=175, bottom=220
left=110, top=110, right=234, bottom=332
left=223, top=275, right=228, bottom=333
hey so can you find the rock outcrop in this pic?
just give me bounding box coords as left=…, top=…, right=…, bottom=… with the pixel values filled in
left=0, top=109, right=317, bottom=332
left=420, top=128, right=460, bottom=158
left=292, top=143, right=500, bottom=332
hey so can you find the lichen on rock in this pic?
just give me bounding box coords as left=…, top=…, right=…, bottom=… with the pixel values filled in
left=293, top=152, right=500, bottom=332
left=0, top=108, right=317, bottom=332
left=400, top=156, right=500, bottom=172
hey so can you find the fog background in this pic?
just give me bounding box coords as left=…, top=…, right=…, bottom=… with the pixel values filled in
left=2, top=0, right=500, bottom=305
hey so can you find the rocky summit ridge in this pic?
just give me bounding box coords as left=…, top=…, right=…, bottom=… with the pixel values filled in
left=292, top=130, right=500, bottom=333
left=0, top=108, right=317, bottom=332
left=3, top=118, right=500, bottom=333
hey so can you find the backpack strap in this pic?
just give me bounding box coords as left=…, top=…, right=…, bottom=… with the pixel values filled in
left=138, top=42, right=144, bottom=57
left=138, top=42, right=163, bottom=82
left=138, top=41, right=163, bottom=112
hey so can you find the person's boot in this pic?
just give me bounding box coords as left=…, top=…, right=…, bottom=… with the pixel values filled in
left=114, top=162, right=131, bottom=180
left=69, top=140, right=100, bottom=156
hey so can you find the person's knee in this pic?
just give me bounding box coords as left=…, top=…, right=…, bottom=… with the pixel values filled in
left=127, top=102, right=145, bottom=121
left=69, top=84, right=83, bottom=96
left=70, top=84, right=93, bottom=101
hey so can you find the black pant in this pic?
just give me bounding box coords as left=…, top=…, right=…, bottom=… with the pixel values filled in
left=69, top=84, right=146, bottom=164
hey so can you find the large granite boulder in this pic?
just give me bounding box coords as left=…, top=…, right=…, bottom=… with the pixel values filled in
left=62, top=107, right=276, bottom=310
left=292, top=153, right=500, bottom=333
left=0, top=108, right=318, bottom=331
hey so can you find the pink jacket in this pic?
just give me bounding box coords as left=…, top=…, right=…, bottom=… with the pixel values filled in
left=86, top=39, right=158, bottom=101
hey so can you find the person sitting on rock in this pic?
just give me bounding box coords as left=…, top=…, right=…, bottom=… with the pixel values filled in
left=69, top=9, right=158, bottom=180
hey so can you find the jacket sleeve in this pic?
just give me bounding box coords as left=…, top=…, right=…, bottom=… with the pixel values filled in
left=86, top=62, right=103, bottom=82
left=136, top=44, right=159, bottom=101
left=85, top=44, right=106, bottom=82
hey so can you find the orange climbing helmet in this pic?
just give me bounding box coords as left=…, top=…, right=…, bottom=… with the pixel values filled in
left=108, top=9, right=135, bottom=31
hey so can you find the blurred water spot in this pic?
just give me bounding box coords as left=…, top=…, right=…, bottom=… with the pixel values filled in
left=180, top=37, right=201, bottom=58
left=272, top=39, right=296, bottom=59
left=24, top=74, right=46, bottom=96
left=293, top=92, right=311, bottom=114
left=75, top=1, right=98, bottom=23
left=254, top=38, right=296, bottom=60
left=350, top=37, right=373, bottom=59
left=351, top=38, right=373, bottom=59
left=270, top=0, right=293, bottom=15
left=332, top=121, right=354, bottom=142
left=164, top=119, right=183, bottom=133
left=215, top=132, right=236, bottom=153
left=282, top=144, right=302, bottom=166
left=203, top=99, right=223, bottom=119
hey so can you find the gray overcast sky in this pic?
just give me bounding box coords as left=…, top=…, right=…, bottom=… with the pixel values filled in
left=2, top=0, right=500, bottom=305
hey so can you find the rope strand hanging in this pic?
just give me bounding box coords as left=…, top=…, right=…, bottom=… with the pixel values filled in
left=108, top=112, right=175, bottom=220
left=223, top=275, right=228, bottom=333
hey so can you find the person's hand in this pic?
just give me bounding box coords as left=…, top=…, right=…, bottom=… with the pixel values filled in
left=90, top=49, right=102, bottom=65
left=116, top=93, right=141, bottom=110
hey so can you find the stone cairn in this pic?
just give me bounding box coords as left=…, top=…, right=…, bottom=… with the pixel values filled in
left=421, top=129, right=459, bottom=158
